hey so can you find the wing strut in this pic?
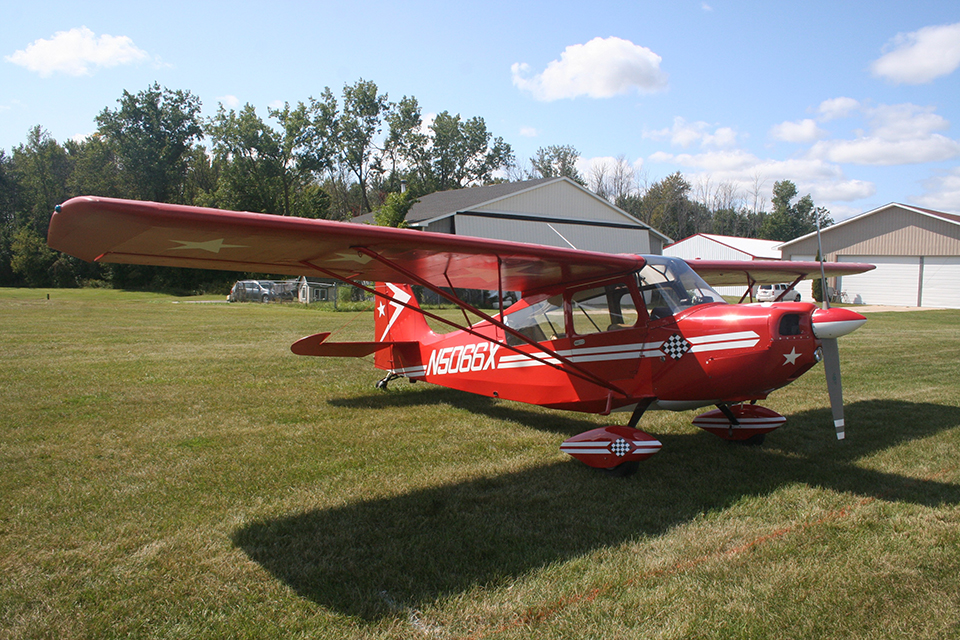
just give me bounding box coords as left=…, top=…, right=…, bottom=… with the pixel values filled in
left=300, top=256, right=630, bottom=397
left=737, top=274, right=757, bottom=304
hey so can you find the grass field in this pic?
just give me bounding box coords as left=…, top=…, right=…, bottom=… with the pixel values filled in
left=2, top=288, right=960, bottom=639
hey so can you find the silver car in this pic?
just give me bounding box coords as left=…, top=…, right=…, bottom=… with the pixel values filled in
left=757, top=283, right=801, bottom=302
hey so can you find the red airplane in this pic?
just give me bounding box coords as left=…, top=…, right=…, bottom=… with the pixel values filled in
left=48, top=196, right=874, bottom=476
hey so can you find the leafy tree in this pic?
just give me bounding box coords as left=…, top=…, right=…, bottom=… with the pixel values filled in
left=95, top=83, right=203, bottom=202
left=759, top=180, right=833, bottom=241
left=373, top=190, right=413, bottom=227
left=383, top=95, right=429, bottom=192
left=65, top=134, right=123, bottom=199
left=207, top=99, right=334, bottom=218
left=528, top=145, right=585, bottom=185
left=429, top=111, right=513, bottom=191
left=338, top=79, right=389, bottom=214
left=10, top=226, right=58, bottom=287
left=10, top=126, right=71, bottom=234
left=637, top=172, right=702, bottom=241
left=383, top=101, right=513, bottom=195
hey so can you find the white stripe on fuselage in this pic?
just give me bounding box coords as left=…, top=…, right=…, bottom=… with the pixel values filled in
left=393, top=330, right=762, bottom=378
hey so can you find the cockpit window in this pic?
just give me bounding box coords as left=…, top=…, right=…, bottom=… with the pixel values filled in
left=504, top=294, right=565, bottom=345
left=570, top=283, right=639, bottom=336
left=637, top=256, right=726, bottom=319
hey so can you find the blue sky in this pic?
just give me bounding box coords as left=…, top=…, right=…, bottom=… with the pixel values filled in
left=2, top=0, right=959, bottom=220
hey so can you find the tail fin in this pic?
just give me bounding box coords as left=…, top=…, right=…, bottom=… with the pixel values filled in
left=374, top=282, right=434, bottom=343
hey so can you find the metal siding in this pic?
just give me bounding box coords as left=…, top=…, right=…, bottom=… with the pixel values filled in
left=455, top=215, right=651, bottom=254
left=921, top=257, right=960, bottom=308
left=782, top=206, right=960, bottom=260
left=493, top=181, right=635, bottom=224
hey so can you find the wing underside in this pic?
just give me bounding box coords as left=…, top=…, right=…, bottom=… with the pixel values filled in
left=48, top=196, right=645, bottom=294
left=685, top=259, right=875, bottom=287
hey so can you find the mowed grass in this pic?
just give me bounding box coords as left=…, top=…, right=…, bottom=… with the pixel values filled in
left=2, top=288, right=960, bottom=639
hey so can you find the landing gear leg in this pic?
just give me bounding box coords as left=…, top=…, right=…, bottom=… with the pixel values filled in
left=717, top=403, right=766, bottom=446
left=627, top=397, right=655, bottom=428
left=376, top=373, right=400, bottom=390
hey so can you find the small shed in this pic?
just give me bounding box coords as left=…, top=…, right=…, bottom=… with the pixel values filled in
left=663, top=233, right=783, bottom=298
left=297, top=277, right=335, bottom=303
left=778, top=203, right=960, bottom=308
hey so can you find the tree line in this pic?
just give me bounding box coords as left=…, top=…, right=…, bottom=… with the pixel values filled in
left=0, top=81, right=831, bottom=292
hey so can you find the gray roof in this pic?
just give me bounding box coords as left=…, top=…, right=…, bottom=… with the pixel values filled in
left=404, top=177, right=559, bottom=224
left=351, top=178, right=558, bottom=225
left=353, top=177, right=671, bottom=243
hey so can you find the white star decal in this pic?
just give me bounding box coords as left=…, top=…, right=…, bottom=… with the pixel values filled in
left=169, top=239, right=246, bottom=254
left=783, top=348, right=801, bottom=365
left=377, top=302, right=386, bottom=317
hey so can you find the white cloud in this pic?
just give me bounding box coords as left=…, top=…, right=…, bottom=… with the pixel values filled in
left=5, top=26, right=150, bottom=77
left=818, top=97, right=860, bottom=121
left=770, top=119, right=826, bottom=143
left=519, top=126, right=538, bottom=138
left=512, top=36, right=667, bottom=101
left=916, top=167, right=960, bottom=212
left=645, top=117, right=737, bottom=149
left=217, top=95, right=241, bottom=109
left=647, top=150, right=875, bottom=205
left=871, top=22, right=960, bottom=84
left=808, top=103, right=960, bottom=165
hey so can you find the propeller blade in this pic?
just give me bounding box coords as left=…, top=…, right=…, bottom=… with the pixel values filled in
left=821, top=337, right=845, bottom=440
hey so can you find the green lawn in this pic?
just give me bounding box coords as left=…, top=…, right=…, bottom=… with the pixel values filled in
left=2, top=288, right=959, bottom=639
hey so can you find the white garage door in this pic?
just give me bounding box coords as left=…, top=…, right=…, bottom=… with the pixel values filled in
left=921, top=257, right=960, bottom=308
left=838, top=256, right=920, bottom=306
left=791, top=255, right=816, bottom=301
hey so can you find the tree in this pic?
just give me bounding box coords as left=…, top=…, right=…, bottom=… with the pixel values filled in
left=95, top=83, right=203, bottom=202
left=429, top=111, right=513, bottom=191
left=65, top=134, right=123, bottom=199
left=638, top=172, right=701, bottom=241
left=759, top=180, right=833, bottom=241
left=373, top=190, right=413, bottom=227
left=207, top=97, right=335, bottom=218
left=528, top=145, right=585, bottom=185
left=10, top=126, right=71, bottom=234
left=338, top=79, right=389, bottom=214
left=10, top=226, right=58, bottom=287
left=383, top=95, right=429, bottom=192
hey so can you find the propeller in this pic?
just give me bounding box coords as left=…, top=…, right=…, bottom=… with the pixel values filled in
left=811, top=307, right=867, bottom=440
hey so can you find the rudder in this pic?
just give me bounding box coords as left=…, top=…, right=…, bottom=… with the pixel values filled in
left=374, top=282, right=434, bottom=343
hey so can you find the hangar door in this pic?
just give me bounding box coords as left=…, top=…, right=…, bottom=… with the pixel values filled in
left=838, top=256, right=920, bottom=306
left=921, top=257, right=960, bottom=308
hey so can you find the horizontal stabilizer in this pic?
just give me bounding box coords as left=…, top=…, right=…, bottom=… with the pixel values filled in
left=290, top=332, right=417, bottom=358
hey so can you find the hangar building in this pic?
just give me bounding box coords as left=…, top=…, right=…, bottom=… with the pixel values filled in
left=778, top=203, right=960, bottom=308
left=393, top=177, right=671, bottom=255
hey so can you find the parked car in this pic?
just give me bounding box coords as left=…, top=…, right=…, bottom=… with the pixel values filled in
left=757, top=283, right=801, bottom=302
left=228, top=280, right=275, bottom=303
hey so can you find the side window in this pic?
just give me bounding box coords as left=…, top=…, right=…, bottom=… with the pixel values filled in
left=570, top=283, right=641, bottom=336
left=505, top=295, right=565, bottom=346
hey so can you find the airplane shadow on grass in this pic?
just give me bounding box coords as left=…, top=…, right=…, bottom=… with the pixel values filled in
left=233, top=399, right=960, bottom=620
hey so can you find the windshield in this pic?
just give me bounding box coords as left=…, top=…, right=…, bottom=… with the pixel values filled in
left=636, top=256, right=726, bottom=319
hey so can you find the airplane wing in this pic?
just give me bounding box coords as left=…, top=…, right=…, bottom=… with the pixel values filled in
left=685, top=259, right=875, bottom=287
left=47, top=196, right=645, bottom=293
